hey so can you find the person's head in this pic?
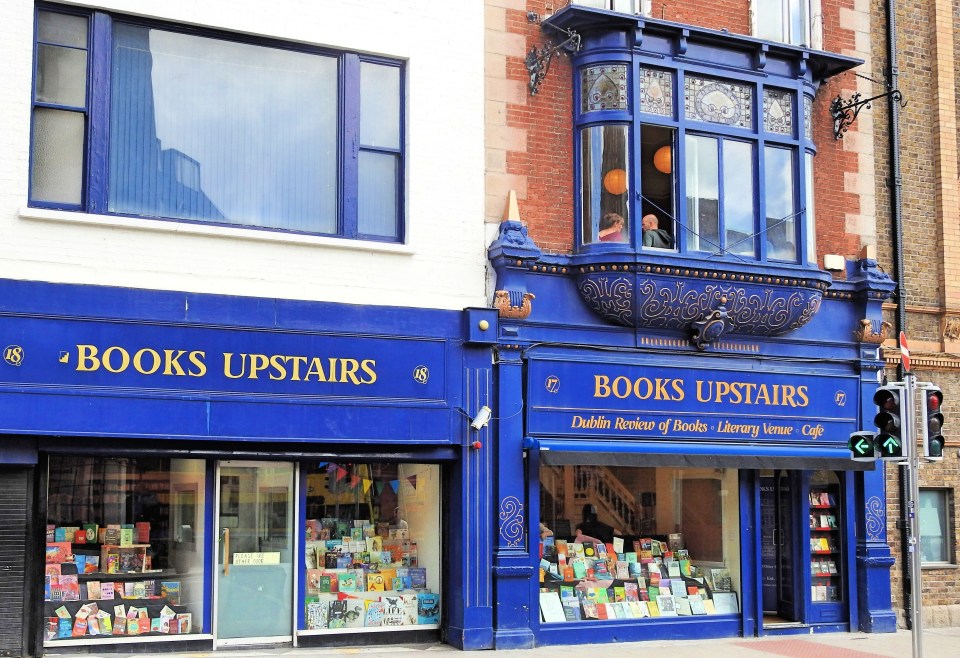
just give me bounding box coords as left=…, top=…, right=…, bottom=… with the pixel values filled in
left=642, top=213, right=659, bottom=231
left=582, top=503, right=598, bottom=522
left=600, top=213, right=624, bottom=231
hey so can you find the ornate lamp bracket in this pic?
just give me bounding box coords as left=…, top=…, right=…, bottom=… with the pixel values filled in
left=525, top=12, right=581, bottom=96
left=831, top=88, right=905, bottom=139
left=690, top=297, right=733, bottom=351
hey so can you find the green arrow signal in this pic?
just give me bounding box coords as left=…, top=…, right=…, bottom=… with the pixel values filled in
left=853, top=437, right=873, bottom=456
left=881, top=437, right=900, bottom=452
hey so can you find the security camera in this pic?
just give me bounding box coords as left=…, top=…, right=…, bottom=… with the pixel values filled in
left=470, top=406, right=492, bottom=430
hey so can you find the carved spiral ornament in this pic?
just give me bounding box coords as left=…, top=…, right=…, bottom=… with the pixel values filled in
left=575, top=271, right=823, bottom=339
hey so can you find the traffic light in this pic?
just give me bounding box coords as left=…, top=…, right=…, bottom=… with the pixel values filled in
left=873, top=384, right=904, bottom=460
left=922, top=386, right=945, bottom=461
left=848, top=431, right=877, bottom=461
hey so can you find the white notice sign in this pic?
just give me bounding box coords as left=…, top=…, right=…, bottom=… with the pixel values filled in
left=232, top=552, right=280, bottom=565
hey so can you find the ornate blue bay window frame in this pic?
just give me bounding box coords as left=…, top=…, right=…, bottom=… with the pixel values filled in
left=536, top=7, right=860, bottom=348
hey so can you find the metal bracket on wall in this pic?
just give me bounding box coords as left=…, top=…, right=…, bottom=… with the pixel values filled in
left=525, top=12, right=581, bottom=96
left=830, top=87, right=906, bottom=139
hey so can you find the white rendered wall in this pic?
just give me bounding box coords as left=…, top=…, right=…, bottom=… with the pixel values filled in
left=0, top=1, right=486, bottom=311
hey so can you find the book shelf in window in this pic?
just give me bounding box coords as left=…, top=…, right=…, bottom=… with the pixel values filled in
left=809, top=487, right=841, bottom=604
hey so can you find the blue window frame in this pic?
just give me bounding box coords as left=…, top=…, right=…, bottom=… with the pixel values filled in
left=575, top=57, right=813, bottom=266
left=30, top=5, right=405, bottom=242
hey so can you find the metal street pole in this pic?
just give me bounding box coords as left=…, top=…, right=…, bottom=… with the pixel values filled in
left=903, top=372, right=923, bottom=658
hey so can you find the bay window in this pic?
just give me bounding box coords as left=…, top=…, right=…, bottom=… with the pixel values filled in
left=31, top=6, right=405, bottom=242
left=576, top=58, right=813, bottom=266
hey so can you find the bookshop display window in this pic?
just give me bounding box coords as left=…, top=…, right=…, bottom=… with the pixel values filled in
left=44, top=456, right=206, bottom=643
left=809, top=470, right=843, bottom=603
left=300, top=462, right=441, bottom=632
left=538, top=464, right=741, bottom=622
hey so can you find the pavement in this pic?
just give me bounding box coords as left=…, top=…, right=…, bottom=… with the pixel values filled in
left=46, top=627, right=960, bottom=658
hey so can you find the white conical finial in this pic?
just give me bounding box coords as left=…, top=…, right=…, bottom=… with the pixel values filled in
left=504, top=190, right=521, bottom=222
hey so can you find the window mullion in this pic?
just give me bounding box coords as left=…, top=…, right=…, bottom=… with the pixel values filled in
left=341, top=54, right=361, bottom=239
left=86, top=12, right=111, bottom=214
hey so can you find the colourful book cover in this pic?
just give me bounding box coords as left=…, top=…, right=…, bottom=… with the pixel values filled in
left=57, top=618, right=72, bottom=638
left=366, top=572, right=386, bottom=591
left=337, top=570, right=363, bottom=593
left=45, top=617, right=58, bottom=640
left=135, top=522, right=151, bottom=543
left=54, top=527, right=66, bottom=542
left=84, top=555, right=99, bottom=573
left=382, top=595, right=405, bottom=626
left=160, top=581, right=181, bottom=605
left=327, top=600, right=347, bottom=629
left=323, top=571, right=339, bottom=593
left=46, top=542, right=72, bottom=564
left=176, top=612, right=192, bottom=634
left=306, top=600, right=328, bottom=630
left=417, top=592, right=440, bottom=624
left=71, top=618, right=88, bottom=637
left=364, top=600, right=386, bottom=626
left=132, top=581, right=146, bottom=599
left=402, top=593, right=419, bottom=625
left=119, top=528, right=135, bottom=547
left=86, top=580, right=102, bottom=600
left=343, top=598, right=365, bottom=628
left=60, top=574, right=80, bottom=601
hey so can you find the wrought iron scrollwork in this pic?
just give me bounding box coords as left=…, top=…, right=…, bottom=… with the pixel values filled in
left=525, top=12, right=581, bottom=96
left=831, top=89, right=906, bottom=139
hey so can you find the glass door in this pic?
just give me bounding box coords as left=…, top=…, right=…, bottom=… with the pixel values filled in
left=215, top=461, right=295, bottom=645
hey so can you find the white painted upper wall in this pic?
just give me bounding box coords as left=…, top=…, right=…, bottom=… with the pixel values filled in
left=0, top=0, right=487, bottom=310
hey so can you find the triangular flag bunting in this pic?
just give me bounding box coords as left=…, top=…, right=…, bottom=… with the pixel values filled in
left=362, top=479, right=373, bottom=493
left=390, top=480, right=400, bottom=493
left=406, top=475, right=418, bottom=490
left=336, top=466, right=348, bottom=482
left=375, top=481, right=385, bottom=495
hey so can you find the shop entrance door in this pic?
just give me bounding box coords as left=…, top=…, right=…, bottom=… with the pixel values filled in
left=215, top=461, right=295, bottom=646
left=759, top=470, right=800, bottom=627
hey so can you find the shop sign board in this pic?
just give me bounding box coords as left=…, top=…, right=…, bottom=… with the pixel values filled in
left=0, top=315, right=446, bottom=401
left=527, top=358, right=858, bottom=445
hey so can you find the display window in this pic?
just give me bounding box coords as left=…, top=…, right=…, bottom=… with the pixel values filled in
left=538, top=464, right=740, bottom=622
left=299, top=462, right=441, bottom=633
left=44, top=456, right=206, bottom=644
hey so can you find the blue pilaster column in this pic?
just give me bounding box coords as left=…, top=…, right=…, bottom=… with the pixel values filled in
left=844, top=256, right=898, bottom=632
left=491, top=346, right=536, bottom=648
left=488, top=220, right=540, bottom=648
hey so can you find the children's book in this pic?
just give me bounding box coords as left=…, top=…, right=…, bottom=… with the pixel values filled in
left=327, top=600, right=347, bottom=629
left=366, top=573, right=386, bottom=591
left=382, top=595, right=405, bottom=626
left=401, top=594, right=418, bottom=625
left=60, top=574, right=80, bottom=601
left=46, top=542, right=72, bottom=564
left=58, top=618, right=72, bottom=638
left=343, top=597, right=365, bottom=628
left=656, top=594, right=678, bottom=616
left=417, top=592, right=440, bottom=624
left=176, top=612, right=192, bottom=634
left=159, top=581, right=180, bottom=605
left=539, top=591, right=566, bottom=623
left=364, top=600, right=386, bottom=627
left=305, top=600, right=328, bottom=630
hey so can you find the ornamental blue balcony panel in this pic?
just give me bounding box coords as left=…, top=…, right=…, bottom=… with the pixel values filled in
left=572, top=256, right=830, bottom=346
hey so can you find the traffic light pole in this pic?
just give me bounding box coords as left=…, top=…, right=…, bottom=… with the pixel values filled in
left=903, top=372, right=923, bottom=658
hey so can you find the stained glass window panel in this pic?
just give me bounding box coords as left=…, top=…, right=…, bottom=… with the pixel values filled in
left=581, top=64, right=628, bottom=112
left=684, top=75, right=752, bottom=129
left=639, top=68, right=673, bottom=117
left=763, top=88, right=794, bottom=135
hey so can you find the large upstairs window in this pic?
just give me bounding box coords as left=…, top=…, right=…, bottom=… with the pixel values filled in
left=576, top=61, right=814, bottom=266
left=30, top=6, right=405, bottom=242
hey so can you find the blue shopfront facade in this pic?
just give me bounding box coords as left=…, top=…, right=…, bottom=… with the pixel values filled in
left=487, top=220, right=899, bottom=648
left=0, top=277, right=500, bottom=654
left=483, top=6, right=901, bottom=648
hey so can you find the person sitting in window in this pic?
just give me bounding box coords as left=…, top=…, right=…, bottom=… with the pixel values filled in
left=642, top=213, right=672, bottom=248
left=598, top=212, right=626, bottom=242
left=576, top=504, right=616, bottom=543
